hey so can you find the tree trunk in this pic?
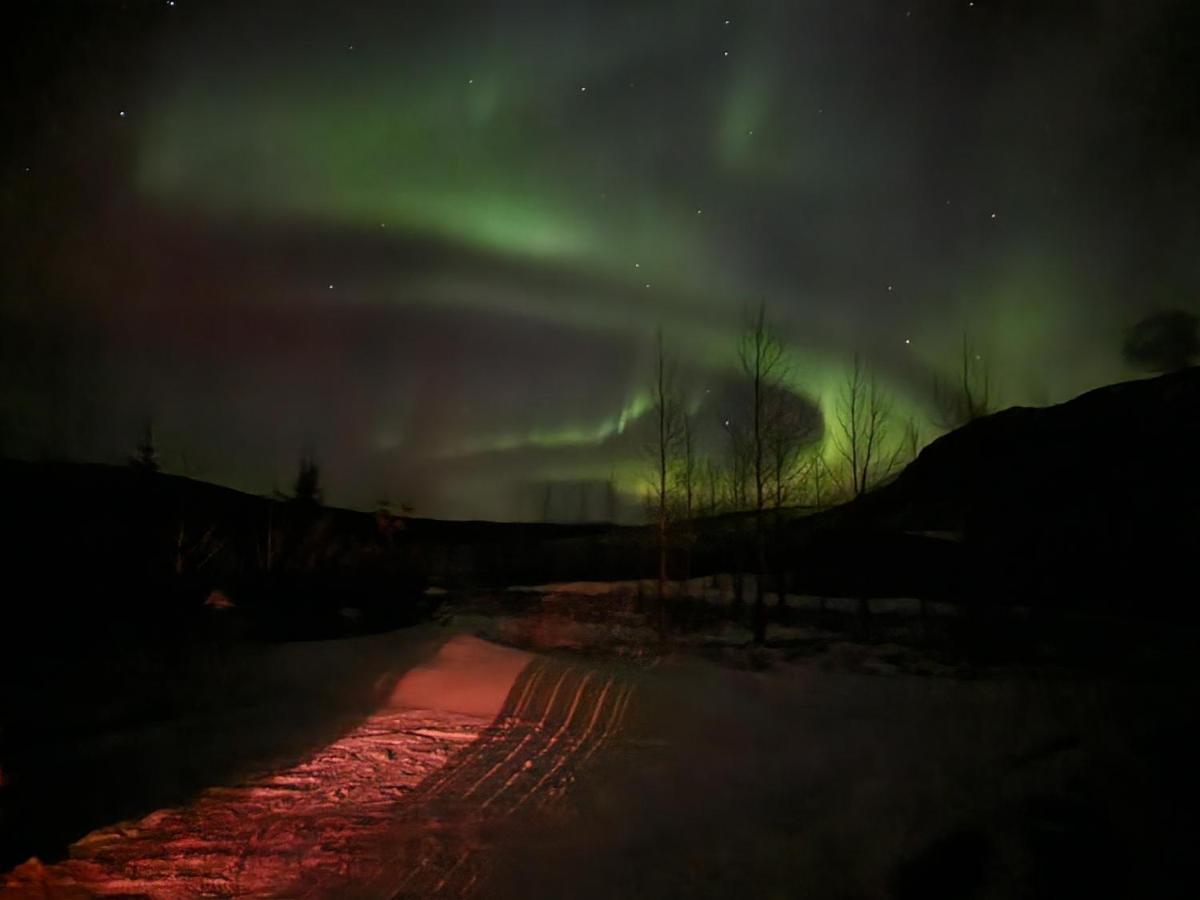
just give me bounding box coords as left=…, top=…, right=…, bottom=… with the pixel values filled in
left=657, top=514, right=668, bottom=638
left=753, top=516, right=767, bottom=643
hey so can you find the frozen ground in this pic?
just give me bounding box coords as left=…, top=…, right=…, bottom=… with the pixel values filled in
left=1, top=707, right=488, bottom=897
left=3, top=598, right=1198, bottom=898
left=1, top=634, right=639, bottom=899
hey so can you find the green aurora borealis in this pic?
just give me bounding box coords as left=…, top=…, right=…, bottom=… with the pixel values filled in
left=3, top=0, right=1199, bottom=519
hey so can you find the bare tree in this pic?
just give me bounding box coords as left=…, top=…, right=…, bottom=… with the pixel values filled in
left=721, top=415, right=753, bottom=609
left=679, top=409, right=696, bottom=520
left=645, top=328, right=683, bottom=629
left=702, top=457, right=721, bottom=517
left=933, top=334, right=991, bottom=430
left=800, top=445, right=836, bottom=509
left=739, top=303, right=787, bottom=644
left=765, top=387, right=821, bottom=509
left=835, top=354, right=900, bottom=498
left=833, top=355, right=905, bottom=631
left=605, top=471, right=618, bottom=523
left=762, top=389, right=820, bottom=614
left=293, top=453, right=323, bottom=506
left=577, top=482, right=589, bottom=522
left=675, top=408, right=699, bottom=593
left=896, top=416, right=922, bottom=469
left=129, top=419, right=160, bottom=473
left=722, top=417, right=752, bottom=512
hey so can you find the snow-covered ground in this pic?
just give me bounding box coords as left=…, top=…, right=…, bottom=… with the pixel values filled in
left=512, top=577, right=962, bottom=617
left=2, top=708, right=488, bottom=897
left=0, top=634, right=518, bottom=897
left=1, top=634, right=638, bottom=898
left=3, top=601, right=1197, bottom=898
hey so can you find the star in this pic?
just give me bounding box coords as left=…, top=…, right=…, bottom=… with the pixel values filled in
left=990, top=212, right=997, bottom=219
left=905, top=338, right=911, bottom=345
left=887, top=285, right=894, bottom=292
left=723, top=51, right=729, bottom=57
left=118, top=110, right=127, bottom=118
left=328, top=284, right=334, bottom=290
left=579, top=86, right=587, bottom=93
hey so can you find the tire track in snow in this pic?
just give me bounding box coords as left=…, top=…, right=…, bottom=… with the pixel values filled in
left=382, top=656, right=637, bottom=900
left=0, top=654, right=639, bottom=900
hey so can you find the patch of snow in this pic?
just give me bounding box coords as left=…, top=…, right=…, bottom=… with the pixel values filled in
left=869, top=597, right=921, bottom=615
left=1, top=707, right=490, bottom=897
left=388, top=634, right=531, bottom=718
left=511, top=581, right=639, bottom=597
left=203, top=589, right=234, bottom=610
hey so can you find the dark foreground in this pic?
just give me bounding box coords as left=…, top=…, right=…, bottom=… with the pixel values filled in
left=3, top=589, right=1199, bottom=899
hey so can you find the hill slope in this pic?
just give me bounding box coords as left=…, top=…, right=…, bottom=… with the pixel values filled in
left=834, top=367, right=1200, bottom=609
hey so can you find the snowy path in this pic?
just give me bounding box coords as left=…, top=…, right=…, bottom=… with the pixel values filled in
left=7, top=624, right=1188, bottom=899
left=0, top=654, right=634, bottom=899
left=375, top=657, right=636, bottom=899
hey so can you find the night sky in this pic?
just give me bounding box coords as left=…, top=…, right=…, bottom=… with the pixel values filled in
left=3, top=0, right=1198, bottom=520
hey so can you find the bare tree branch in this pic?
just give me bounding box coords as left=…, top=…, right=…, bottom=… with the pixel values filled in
left=933, top=334, right=991, bottom=430
left=644, top=328, right=683, bottom=625
left=835, top=354, right=899, bottom=497
left=738, top=303, right=790, bottom=643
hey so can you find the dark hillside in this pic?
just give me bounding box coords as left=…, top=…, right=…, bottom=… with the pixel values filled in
left=3, top=368, right=1198, bottom=622
left=804, top=367, right=1200, bottom=611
